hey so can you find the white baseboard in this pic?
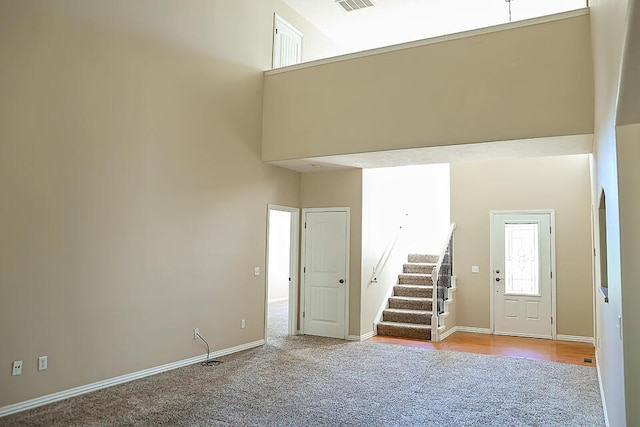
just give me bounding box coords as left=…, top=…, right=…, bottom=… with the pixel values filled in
left=456, top=326, right=492, bottom=334
left=556, top=334, right=595, bottom=344
left=268, top=297, right=288, bottom=304
left=347, top=331, right=375, bottom=342
left=439, top=326, right=457, bottom=340
left=0, top=339, right=265, bottom=418
left=360, top=331, right=375, bottom=341
left=596, top=357, right=610, bottom=427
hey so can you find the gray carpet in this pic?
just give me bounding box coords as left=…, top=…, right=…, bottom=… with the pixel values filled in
left=2, top=302, right=605, bottom=426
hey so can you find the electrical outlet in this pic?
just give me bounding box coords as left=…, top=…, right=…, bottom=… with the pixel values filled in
left=12, top=361, right=22, bottom=376
left=241, top=319, right=246, bottom=329
left=194, top=328, right=199, bottom=339
left=254, top=267, right=260, bottom=276
left=38, top=356, right=48, bottom=371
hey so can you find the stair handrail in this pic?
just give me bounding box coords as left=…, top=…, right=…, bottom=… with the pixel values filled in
left=369, top=213, right=409, bottom=284
left=431, top=222, right=456, bottom=342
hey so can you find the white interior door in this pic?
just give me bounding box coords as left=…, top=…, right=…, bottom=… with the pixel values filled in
left=302, top=209, right=349, bottom=339
left=492, top=212, right=554, bottom=339
left=272, top=14, right=303, bottom=69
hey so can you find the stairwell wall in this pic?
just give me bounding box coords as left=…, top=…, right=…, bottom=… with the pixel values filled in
left=450, top=154, right=594, bottom=338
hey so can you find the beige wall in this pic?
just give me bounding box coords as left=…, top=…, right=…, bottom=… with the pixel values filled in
left=589, top=0, right=633, bottom=424
left=0, top=0, right=339, bottom=409
left=450, top=154, right=593, bottom=337
left=263, top=13, right=594, bottom=162
left=617, top=123, right=640, bottom=426
left=300, top=169, right=363, bottom=337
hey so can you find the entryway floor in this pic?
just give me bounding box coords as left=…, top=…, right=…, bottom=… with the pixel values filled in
left=368, top=332, right=596, bottom=367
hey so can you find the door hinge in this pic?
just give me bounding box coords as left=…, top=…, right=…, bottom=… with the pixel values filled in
left=551, top=316, right=554, bottom=325
left=304, top=222, right=307, bottom=229
left=550, top=226, right=552, bottom=234
left=303, top=311, right=305, bottom=318
left=275, top=28, right=279, bottom=35
left=594, top=248, right=596, bottom=257
left=303, top=266, right=306, bottom=273
left=550, top=271, right=553, bottom=279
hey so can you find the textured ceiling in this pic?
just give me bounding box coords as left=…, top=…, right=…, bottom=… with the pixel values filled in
left=269, top=135, right=594, bottom=172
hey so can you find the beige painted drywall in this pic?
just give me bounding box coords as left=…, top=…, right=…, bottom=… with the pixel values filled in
left=589, top=0, right=632, bottom=424
left=0, top=0, right=340, bottom=409
left=450, top=154, right=593, bottom=337
left=617, top=123, right=640, bottom=426
left=262, top=14, right=594, bottom=162
left=300, top=169, right=363, bottom=337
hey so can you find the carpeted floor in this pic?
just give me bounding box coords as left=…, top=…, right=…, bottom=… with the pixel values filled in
left=2, top=301, right=605, bottom=426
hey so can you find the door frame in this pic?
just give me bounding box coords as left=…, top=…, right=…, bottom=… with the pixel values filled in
left=265, top=204, right=300, bottom=338
left=489, top=210, right=557, bottom=340
left=300, top=207, right=350, bottom=339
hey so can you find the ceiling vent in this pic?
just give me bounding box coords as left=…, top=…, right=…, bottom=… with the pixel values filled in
left=336, top=0, right=374, bottom=12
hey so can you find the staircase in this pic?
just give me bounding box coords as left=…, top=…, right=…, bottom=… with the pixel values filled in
left=376, top=254, right=438, bottom=340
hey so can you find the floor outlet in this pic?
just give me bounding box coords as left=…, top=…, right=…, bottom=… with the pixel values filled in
left=12, top=361, right=22, bottom=376
left=194, top=328, right=199, bottom=339
left=241, top=319, right=246, bottom=329
left=38, top=356, right=48, bottom=371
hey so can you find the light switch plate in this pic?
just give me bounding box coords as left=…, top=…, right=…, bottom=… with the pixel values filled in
left=471, top=266, right=480, bottom=273
left=254, top=267, right=260, bottom=276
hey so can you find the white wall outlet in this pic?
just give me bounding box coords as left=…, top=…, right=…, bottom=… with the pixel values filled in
left=241, top=319, right=246, bottom=329
left=254, top=267, right=260, bottom=276
left=12, top=361, right=23, bottom=376
left=194, top=328, right=199, bottom=339
left=471, top=266, right=480, bottom=273
left=38, top=356, right=48, bottom=371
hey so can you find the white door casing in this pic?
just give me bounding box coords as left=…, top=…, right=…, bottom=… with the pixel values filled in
left=265, top=205, right=299, bottom=338
left=491, top=211, right=556, bottom=339
left=301, top=208, right=349, bottom=339
left=272, top=14, right=303, bottom=69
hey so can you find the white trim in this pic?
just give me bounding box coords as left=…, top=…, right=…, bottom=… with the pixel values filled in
left=494, top=331, right=553, bottom=340
left=557, top=334, right=595, bottom=344
left=596, top=357, right=611, bottom=427
left=456, top=326, right=492, bottom=334
left=266, top=8, right=589, bottom=75
left=489, top=210, right=557, bottom=339
left=347, top=331, right=375, bottom=342
left=439, top=326, right=457, bottom=340
left=300, top=207, right=351, bottom=340
left=0, top=339, right=264, bottom=418
left=265, top=204, right=300, bottom=339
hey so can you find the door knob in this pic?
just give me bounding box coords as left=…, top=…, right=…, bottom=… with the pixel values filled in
left=339, top=279, right=345, bottom=284
left=496, top=278, right=501, bottom=282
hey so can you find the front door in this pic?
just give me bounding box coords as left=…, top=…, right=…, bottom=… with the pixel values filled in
left=492, top=212, right=554, bottom=339
left=302, top=209, right=349, bottom=339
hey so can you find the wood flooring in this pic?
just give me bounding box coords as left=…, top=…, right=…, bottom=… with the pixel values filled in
left=368, top=331, right=596, bottom=367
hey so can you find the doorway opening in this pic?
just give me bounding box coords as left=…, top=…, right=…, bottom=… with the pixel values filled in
left=266, top=205, right=299, bottom=342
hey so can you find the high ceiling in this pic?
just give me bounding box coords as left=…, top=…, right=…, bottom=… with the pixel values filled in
left=283, top=0, right=586, bottom=53
left=274, top=0, right=592, bottom=171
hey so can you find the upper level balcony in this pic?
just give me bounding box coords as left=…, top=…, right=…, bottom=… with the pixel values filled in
left=262, top=8, right=593, bottom=171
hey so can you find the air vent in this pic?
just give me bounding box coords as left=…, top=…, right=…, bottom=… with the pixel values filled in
left=336, top=0, right=374, bottom=12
